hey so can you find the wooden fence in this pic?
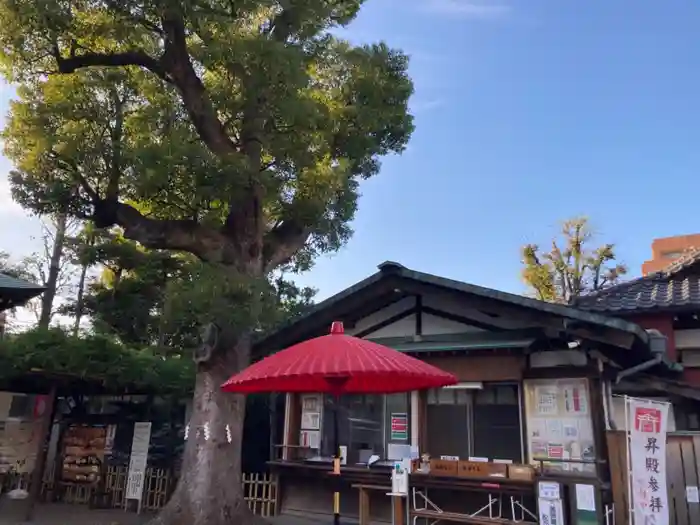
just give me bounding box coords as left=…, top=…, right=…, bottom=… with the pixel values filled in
left=2, top=467, right=277, bottom=516
left=608, top=430, right=700, bottom=525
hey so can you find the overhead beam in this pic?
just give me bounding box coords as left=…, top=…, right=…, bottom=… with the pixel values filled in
left=354, top=307, right=416, bottom=338
left=421, top=306, right=505, bottom=331
left=396, top=278, right=637, bottom=349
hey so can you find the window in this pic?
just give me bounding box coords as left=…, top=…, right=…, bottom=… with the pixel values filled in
left=425, top=384, right=522, bottom=462
left=473, top=385, right=521, bottom=461
left=662, top=251, right=683, bottom=259
left=320, top=393, right=410, bottom=464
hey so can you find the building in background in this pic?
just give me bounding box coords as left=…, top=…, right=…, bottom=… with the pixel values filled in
left=642, top=233, right=700, bottom=275
left=576, top=251, right=700, bottom=429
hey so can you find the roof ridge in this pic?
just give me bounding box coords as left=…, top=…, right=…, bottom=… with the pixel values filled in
left=660, top=247, right=700, bottom=277
left=574, top=273, right=660, bottom=304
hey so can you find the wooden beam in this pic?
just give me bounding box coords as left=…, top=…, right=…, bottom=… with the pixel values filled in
left=635, top=377, right=700, bottom=402
left=415, top=295, right=423, bottom=337
left=421, top=305, right=505, bottom=331
left=354, top=307, right=416, bottom=338
left=400, top=279, right=639, bottom=350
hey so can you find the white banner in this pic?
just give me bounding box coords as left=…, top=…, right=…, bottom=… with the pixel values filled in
left=125, top=422, right=152, bottom=501
left=627, top=398, right=669, bottom=525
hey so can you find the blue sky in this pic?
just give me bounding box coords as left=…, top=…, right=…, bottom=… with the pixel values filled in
left=2, top=0, right=700, bottom=305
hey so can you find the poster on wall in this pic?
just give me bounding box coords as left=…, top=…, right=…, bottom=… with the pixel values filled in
left=300, top=394, right=322, bottom=447
left=61, top=425, right=108, bottom=484
left=524, top=379, right=595, bottom=474
left=390, top=413, right=408, bottom=441
left=627, top=397, right=669, bottom=525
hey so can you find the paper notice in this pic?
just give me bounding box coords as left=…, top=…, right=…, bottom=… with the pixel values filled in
left=576, top=484, right=596, bottom=511
left=536, top=386, right=559, bottom=415
left=546, top=419, right=564, bottom=441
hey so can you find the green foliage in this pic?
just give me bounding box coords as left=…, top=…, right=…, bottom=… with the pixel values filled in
left=0, top=1, right=413, bottom=272
left=57, top=227, right=316, bottom=350
left=0, top=328, right=194, bottom=394
left=521, top=216, right=628, bottom=303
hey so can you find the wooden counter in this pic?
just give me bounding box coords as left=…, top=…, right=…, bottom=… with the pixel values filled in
left=268, top=460, right=391, bottom=484
left=410, top=472, right=535, bottom=495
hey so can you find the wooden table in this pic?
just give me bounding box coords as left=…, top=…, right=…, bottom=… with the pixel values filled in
left=352, top=483, right=391, bottom=525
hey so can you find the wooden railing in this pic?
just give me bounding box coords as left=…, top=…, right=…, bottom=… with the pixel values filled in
left=0, top=466, right=277, bottom=516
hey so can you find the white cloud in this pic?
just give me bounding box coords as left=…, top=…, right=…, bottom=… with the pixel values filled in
left=0, top=174, right=21, bottom=216
left=422, top=0, right=510, bottom=18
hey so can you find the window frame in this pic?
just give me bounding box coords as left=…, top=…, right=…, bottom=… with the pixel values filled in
left=317, top=392, right=412, bottom=463
left=425, top=382, right=524, bottom=462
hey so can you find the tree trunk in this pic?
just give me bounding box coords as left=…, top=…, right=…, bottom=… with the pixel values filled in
left=72, top=260, right=88, bottom=336
left=39, top=212, right=68, bottom=329
left=150, top=334, right=266, bottom=525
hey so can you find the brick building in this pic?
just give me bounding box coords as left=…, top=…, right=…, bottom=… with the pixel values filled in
left=642, top=233, right=700, bottom=275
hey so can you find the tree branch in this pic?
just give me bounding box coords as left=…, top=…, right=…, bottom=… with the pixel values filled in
left=160, top=10, right=239, bottom=157
left=262, top=219, right=311, bottom=272
left=97, top=200, right=232, bottom=263
left=52, top=46, right=172, bottom=83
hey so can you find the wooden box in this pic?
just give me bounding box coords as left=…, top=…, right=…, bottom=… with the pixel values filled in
left=508, top=464, right=535, bottom=481
left=429, top=459, right=458, bottom=477
left=458, top=461, right=508, bottom=478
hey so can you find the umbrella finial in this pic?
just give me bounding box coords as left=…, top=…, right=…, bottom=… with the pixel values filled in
left=330, top=321, right=344, bottom=335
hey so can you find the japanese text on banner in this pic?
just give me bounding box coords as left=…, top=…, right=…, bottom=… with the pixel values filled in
left=628, top=398, right=669, bottom=525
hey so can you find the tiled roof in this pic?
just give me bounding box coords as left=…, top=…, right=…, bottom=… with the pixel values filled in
left=0, top=272, right=44, bottom=291
left=575, top=249, right=700, bottom=313
left=0, top=272, right=44, bottom=311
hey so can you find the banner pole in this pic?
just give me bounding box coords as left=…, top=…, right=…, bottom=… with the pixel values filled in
left=625, top=396, right=633, bottom=525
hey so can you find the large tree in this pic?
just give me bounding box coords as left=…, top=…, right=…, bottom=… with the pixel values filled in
left=521, top=216, right=627, bottom=303
left=0, top=2, right=413, bottom=523
left=64, top=229, right=316, bottom=350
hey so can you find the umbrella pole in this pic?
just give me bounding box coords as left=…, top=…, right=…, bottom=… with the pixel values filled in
left=333, top=395, right=341, bottom=525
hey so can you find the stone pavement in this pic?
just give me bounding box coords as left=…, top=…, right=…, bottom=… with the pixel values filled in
left=0, top=502, right=354, bottom=525
left=0, top=502, right=151, bottom=525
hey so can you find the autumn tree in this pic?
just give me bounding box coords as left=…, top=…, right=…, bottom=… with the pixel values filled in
left=521, top=216, right=627, bottom=303
left=0, top=2, right=413, bottom=523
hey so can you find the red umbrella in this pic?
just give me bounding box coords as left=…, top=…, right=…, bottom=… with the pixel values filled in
left=221, top=321, right=457, bottom=394
left=222, top=321, right=457, bottom=525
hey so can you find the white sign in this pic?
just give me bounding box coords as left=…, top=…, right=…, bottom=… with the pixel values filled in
left=538, top=497, right=564, bottom=525
left=627, top=398, right=669, bottom=525
left=687, top=486, right=699, bottom=504
left=125, top=422, right=152, bottom=502
left=575, top=484, right=596, bottom=512
left=539, top=481, right=561, bottom=500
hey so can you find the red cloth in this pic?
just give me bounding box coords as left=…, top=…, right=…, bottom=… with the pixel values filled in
left=221, top=321, right=457, bottom=394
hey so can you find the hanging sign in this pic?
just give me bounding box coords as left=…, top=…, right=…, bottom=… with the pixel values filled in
left=125, top=422, right=152, bottom=503
left=390, top=413, right=408, bottom=441
left=538, top=481, right=564, bottom=525
left=627, top=398, right=669, bottom=525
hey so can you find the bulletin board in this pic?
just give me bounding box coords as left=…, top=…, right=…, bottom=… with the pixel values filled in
left=524, top=378, right=596, bottom=474
left=299, top=394, right=321, bottom=450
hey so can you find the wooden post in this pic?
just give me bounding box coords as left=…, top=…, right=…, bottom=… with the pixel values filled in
left=392, top=494, right=405, bottom=525
left=24, top=384, right=57, bottom=521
